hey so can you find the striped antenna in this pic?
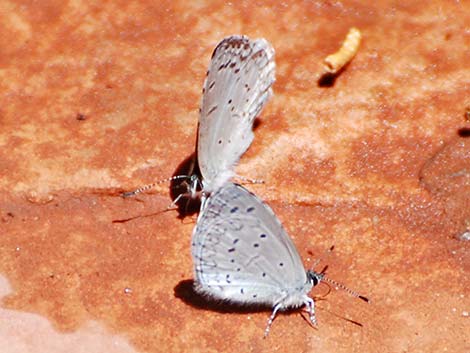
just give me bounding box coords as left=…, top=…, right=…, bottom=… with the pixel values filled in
left=309, top=246, right=368, bottom=302
left=322, top=276, right=369, bottom=303
left=122, top=175, right=191, bottom=197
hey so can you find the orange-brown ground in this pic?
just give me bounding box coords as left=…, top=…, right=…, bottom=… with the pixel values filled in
left=0, top=1, right=469, bottom=352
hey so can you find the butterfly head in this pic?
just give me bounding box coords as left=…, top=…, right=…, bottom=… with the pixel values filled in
left=306, top=270, right=325, bottom=287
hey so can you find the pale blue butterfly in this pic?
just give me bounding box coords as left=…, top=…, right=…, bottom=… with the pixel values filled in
left=191, top=182, right=368, bottom=336
left=124, top=36, right=275, bottom=212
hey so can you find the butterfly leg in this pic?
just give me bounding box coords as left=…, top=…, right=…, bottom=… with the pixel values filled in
left=198, top=191, right=212, bottom=212
left=166, top=192, right=185, bottom=210
left=305, top=297, right=317, bottom=327
left=264, top=303, right=282, bottom=338
left=182, top=175, right=203, bottom=214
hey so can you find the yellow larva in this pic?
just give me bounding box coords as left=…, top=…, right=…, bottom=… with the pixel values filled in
left=324, top=27, right=362, bottom=74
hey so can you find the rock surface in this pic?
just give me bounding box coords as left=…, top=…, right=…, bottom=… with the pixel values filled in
left=0, top=1, right=469, bottom=352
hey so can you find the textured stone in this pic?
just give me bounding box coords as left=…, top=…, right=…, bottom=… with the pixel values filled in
left=0, top=1, right=469, bottom=352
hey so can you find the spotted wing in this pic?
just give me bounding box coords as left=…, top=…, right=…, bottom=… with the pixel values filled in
left=197, top=35, right=275, bottom=193
left=191, top=183, right=307, bottom=305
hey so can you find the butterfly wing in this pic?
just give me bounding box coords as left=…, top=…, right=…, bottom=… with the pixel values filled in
left=192, top=183, right=307, bottom=305
left=197, top=36, right=275, bottom=193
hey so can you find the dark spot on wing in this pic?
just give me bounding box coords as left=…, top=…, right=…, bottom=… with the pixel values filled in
left=228, top=248, right=235, bottom=253
left=207, top=105, right=218, bottom=116
left=260, top=233, right=266, bottom=238
left=230, top=206, right=239, bottom=213
left=246, top=207, right=255, bottom=212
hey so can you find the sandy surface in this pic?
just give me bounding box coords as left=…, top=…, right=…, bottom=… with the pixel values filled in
left=0, top=1, right=469, bottom=352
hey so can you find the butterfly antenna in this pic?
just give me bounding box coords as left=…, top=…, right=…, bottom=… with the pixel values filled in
left=122, top=175, right=190, bottom=197
left=322, top=276, right=369, bottom=303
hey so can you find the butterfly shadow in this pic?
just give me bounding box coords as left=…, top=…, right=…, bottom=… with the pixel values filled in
left=174, top=279, right=271, bottom=314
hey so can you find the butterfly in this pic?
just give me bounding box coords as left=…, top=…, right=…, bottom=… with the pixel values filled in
left=191, top=182, right=368, bottom=336
left=123, top=36, right=275, bottom=212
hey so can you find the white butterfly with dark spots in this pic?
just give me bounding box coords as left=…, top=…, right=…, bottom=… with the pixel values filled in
left=123, top=35, right=275, bottom=207
left=191, top=182, right=369, bottom=336
left=195, top=35, right=275, bottom=198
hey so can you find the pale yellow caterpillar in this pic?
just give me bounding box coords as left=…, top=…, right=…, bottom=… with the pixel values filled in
left=324, top=27, right=362, bottom=74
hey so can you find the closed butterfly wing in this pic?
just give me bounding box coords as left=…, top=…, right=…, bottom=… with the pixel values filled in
left=192, top=183, right=307, bottom=305
left=197, top=36, right=275, bottom=193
